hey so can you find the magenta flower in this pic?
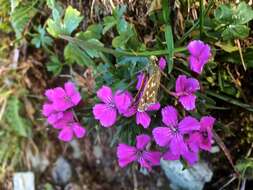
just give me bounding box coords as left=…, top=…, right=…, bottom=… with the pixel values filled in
left=188, top=116, right=215, bottom=152
left=174, top=75, right=200, bottom=111
left=53, top=111, right=86, bottom=142
left=152, top=106, right=200, bottom=156
left=187, top=40, right=211, bottom=74
left=93, top=86, right=132, bottom=128
left=50, top=82, right=81, bottom=111
left=123, top=99, right=160, bottom=128
left=42, top=103, right=63, bottom=124
left=117, top=134, right=161, bottom=170
left=136, top=72, right=147, bottom=90
left=159, top=57, right=166, bottom=70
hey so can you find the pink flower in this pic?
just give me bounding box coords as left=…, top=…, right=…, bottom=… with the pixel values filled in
left=187, top=116, right=215, bottom=152
left=53, top=111, right=86, bottom=142
left=93, top=86, right=132, bottom=128
left=117, top=134, right=161, bottom=170
left=174, top=75, right=200, bottom=111
left=42, top=103, right=63, bottom=124
left=158, top=57, right=166, bottom=70
left=187, top=40, right=211, bottom=74
left=46, top=82, right=81, bottom=111
left=136, top=73, right=147, bottom=90
left=152, top=106, right=200, bottom=159
left=123, top=102, right=160, bottom=128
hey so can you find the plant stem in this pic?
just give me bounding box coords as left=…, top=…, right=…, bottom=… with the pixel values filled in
left=199, top=0, right=204, bottom=39
left=60, top=35, right=186, bottom=57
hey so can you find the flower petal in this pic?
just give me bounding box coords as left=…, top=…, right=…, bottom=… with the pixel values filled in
left=52, top=111, right=74, bottom=129
left=187, top=40, right=205, bottom=57
left=122, top=105, right=137, bottom=117
left=178, top=116, right=200, bottom=134
left=136, top=111, right=151, bottom=128
left=146, top=102, right=160, bottom=111
left=175, top=75, right=187, bottom=93
left=114, top=91, right=133, bottom=114
left=42, top=103, right=54, bottom=117
left=47, top=112, right=63, bottom=125
left=161, top=106, right=178, bottom=126
left=93, top=104, right=117, bottom=127
left=185, top=78, right=200, bottom=93
left=72, top=123, right=86, bottom=138
left=142, top=151, right=161, bottom=166
left=170, top=134, right=188, bottom=155
left=163, top=150, right=180, bottom=161
left=159, top=57, right=166, bottom=70
left=179, top=94, right=197, bottom=111
left=58, top=127, right=73, bottom=142
left=45, top=89, right=55, bottom=102
left=53, top=87, right=73, bottom=111
left=152, top=127, right=172, bottom=147
left=182, top=150, right=199, bottom=166
left=136, top=72, right=146, bottom=90
left=189, top=56, right=205, bottom=74
left=117, top=144, right=137, bottom=168
left=97, top=85, right=113, bottom=104
left=136, top=134, right=151, bottom=150
left=64, top=82, right=81, bottom=106
left=200, top=116, right=215, bottom=130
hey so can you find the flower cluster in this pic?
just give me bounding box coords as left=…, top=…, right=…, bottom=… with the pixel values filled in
left=42, top=40, right=214, bottom=171
left=42, top=82, right=86, bottom=142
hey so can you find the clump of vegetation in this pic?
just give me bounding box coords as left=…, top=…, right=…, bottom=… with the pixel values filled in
left=1, top=0, right=253, bottom=189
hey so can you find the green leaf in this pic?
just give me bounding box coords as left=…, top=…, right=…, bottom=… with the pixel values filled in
left=222, top=24, right=249, bottom=40
left=64, top=43, right=94, bottom=67
left=63, top=6, right=83, bottom=35
left=103, top=16, right=117, bottom=34
left=235, top=2, right=253, bottom=24
left=4, top=96, right=31, bottom=137
left=46, top=5, right=83, bottom=38
left=79, top=24, right=103, bottom=40
left=112, top=32, right=132, bottom=48
left=10, top=2, right=36, bottom=39
left=46, top=55, right=62, bottom=75
left=236, top=158, right=253, bottom=179
left=214, top=4, right=233, bottom=24
left=31, top=25, right=53, bottom=48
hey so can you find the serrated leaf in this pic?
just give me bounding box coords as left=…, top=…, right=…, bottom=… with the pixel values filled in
left=64, top=43, right=94, bottom=66
left=235, top=2, right=253, bottom=24
left=10, top=2, right=36, bottom=38
left=46, top=5, right=83, bottom=38
left=214, top=4, right=233, bottom=24
left=222, top=24, right=249, bottom=40
left=103, top=16, right=117, bottom=34
left=4, top=96, right=31, bottom=137
left=63, top=6, right=83, bottom=35
left=31, top=25, right=53, bottom=48
left=47, top=55, right=62, bottom=75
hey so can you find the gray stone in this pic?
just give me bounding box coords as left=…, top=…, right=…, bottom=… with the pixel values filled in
left=13, top=172, right=35, bottom=190
left=70, top=140, right=82, bottom=159
left=161, top=159, right=213, bottom=190
left=52, top=156, right=72, bottom=185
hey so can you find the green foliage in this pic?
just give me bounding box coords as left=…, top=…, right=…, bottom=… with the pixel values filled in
left=4, top=96, right=31, bottom=137
left=10, top=1, right=37, bottom=39
left=31, top=25, right=53, bottom=48
left=236, top=158, right=253, bottom=179
left=213, top=2, right=253, bottom=41
left=46, top=55, right=62, bottom=75
left=46, top=3, right=83, bottom=38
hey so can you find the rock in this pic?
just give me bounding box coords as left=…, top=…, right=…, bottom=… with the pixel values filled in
left=52, top=157, right=72, bottom=185
left=161, top=159, right=213, bottom=190
left=70, top=140, right=82, bottom=159
left=26, top=149, right=49, bottom=173
left=13, top=172, right=35, bottom=190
